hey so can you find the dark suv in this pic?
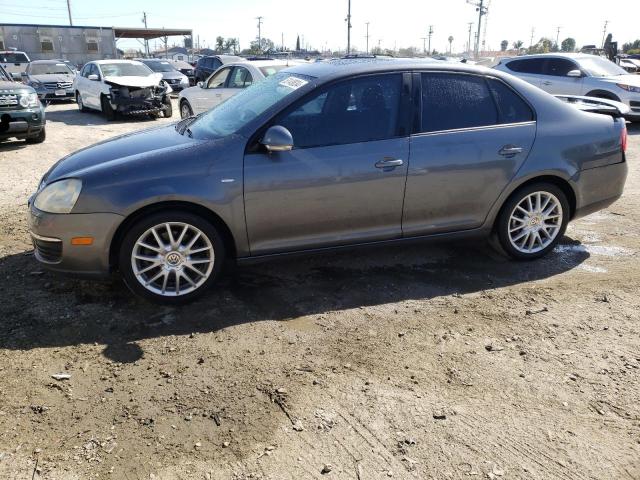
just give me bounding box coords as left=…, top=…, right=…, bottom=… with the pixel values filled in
left=194, top=55, right=243, bottom=83
left=0, top=65, right=46, bottom=144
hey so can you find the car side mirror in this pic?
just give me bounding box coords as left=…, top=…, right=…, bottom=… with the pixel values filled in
left=261, top=125, right=293, bottom=152
left=197, top=81, right=204, bottom=88
left=88, top=74, right=100, bottom=81
left=567, top=69, right=583, bottom=78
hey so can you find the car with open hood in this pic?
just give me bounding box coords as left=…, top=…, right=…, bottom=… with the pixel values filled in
left=73, top=59, right=173, bottom=120
left=28, top=58, right=628, bottom=304
left=22, top=59, right=76, bottom=102
left=0, top=64, right=46, bottom=144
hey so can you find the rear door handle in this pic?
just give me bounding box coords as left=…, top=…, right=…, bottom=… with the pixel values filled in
left=375, top=158, right=404, bottom=169
left=499, top=145, right=524, bottom=157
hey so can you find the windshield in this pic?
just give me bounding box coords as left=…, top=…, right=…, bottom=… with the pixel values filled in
left=0, top=53, right=29, bottom=63
left=29, top=63, right=74, bottom=75
left=100, top=62, right=154, bottom=77
left=578, top=57, right=627, bottom=77
left=143, top=61, right=176, bottom=73
left=188, top=72, right=313, bottom=139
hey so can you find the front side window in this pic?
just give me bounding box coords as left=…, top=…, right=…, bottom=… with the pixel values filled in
left=207, top=68, right=230, bottom=88
left=228, top=67, right=252, bottom=88
left=544, top=58, right=578, bottom=76
left=506, top=58, right=545, bottom=74
left=420, top=73, right=498, bottom=133
left=277, top=74, right=403, bottom=149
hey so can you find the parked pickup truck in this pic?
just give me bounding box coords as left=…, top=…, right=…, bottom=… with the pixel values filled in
left=0, top=64, right=46, bottom=144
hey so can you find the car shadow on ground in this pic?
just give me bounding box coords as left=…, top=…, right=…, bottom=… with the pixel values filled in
left=0, top=237, right=589, bottom=363
left=44, top=106, right=161, bottom=127
left=626, top=122, right=640, bottom=136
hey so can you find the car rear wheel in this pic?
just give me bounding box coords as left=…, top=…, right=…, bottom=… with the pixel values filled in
left=76, top=92, right=87, bottom=112
left=180, top=100, right=193, bottom=119
left=495, top=183, right=569, bottom=260
left=119, top=211, right=225, bottom=304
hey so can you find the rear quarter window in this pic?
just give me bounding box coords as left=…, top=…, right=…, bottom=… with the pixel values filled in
left=487, top=78, right=534, bottom=124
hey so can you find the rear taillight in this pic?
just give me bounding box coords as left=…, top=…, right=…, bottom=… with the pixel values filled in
left=621, top=124, right=628, bottom=153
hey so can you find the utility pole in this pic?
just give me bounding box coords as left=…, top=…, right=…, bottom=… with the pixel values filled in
left=427, top=25, right=433, bottom=54
left=556, top=26, right=561, bottom=49
left=142, top=12, right=149, bottom=57
left=66, top=0, right=73, bottom=26
left=256, top=16, right=263, bottom=51
left=365, top=22, right=370, bottom=54
left=601, top=20, right=608, bottom=48
left=467, top=22, right=473, bottom=53
left=529, top=27, right=535, bottom=48
left=281, top=32, right=284, bottom=52
left=346, top=0, right=352, bottom=54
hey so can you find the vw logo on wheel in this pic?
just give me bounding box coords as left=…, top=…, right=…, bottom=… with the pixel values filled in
left=166, top=252, right=182, bottom=266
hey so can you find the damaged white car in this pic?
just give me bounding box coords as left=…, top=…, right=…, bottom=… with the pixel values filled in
left=73, top=60, right=173, bottom=120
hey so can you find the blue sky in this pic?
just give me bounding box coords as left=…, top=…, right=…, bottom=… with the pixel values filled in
left=1, top=0, right=638, bottom=53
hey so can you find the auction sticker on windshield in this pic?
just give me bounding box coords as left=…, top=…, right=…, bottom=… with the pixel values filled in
left=279, top=76, right=308, bottom=90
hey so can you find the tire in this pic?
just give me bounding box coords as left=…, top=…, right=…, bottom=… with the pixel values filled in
left=76, top=92, right=88, bottom=112
left=118, top=211, right=226, bottom=304
left=180, top=100, right=193, bottom=119
left=163, top=96, right=173, bottom=118
left=26, top=126, right=46, bottom=144
left=101, top=94, right=116, bottom=121
left=494, top=182, right=570, bottom=261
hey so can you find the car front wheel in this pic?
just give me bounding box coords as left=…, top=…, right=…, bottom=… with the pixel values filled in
left=119, top=211, right=225, bottom=304
left=495, top=183, right=569, bottom=260
left=180, top=100, right=193, bottom=119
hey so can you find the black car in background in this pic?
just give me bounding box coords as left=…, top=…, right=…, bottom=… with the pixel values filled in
left=194, top=55, right=243, bottom=82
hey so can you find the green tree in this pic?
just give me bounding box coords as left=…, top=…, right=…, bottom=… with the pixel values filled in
left=249, top=38, right=274, bottom=54
left=561, top=37, right=576, bottom=52
left=223, top=38, right=237, bottom=54
left=500, top=40, right=508, bottom=51
left=215, top=36, right=224, bottom=52
left=529, top=37, right=554, bottom=54
left=512, top=40, right=523, bottom=50
left=622, top=39, right=640, bottom=53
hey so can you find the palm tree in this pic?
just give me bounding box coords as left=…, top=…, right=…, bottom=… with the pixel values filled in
left=513, top=40, right=524, bottom=51
left=448, top=36, right=454, bottom=54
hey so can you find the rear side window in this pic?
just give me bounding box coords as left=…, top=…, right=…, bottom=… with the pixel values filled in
left=420, top=73, right=498, bottom=132
left=487, top=79, right=534, bottom=124
left=544, top=58, right=577, bottom=76
left=506, top=58, right=545, bottom=74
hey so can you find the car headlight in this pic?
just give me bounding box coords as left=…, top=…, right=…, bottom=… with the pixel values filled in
left=19, top=92, right=39, bottom=108
left=616, top=83, right=640, bottom=94
left=34, top=179, right=82, bottom=214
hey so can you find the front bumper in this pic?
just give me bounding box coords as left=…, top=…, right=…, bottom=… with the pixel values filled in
left=28, top=204, right=123, bottom=277
left=36, top=88, right=75, bottom=101
left=0, top=107, right=45, bottom=140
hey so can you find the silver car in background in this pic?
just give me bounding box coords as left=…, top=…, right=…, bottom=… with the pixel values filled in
left=28, top=59, right=628, bottom=304
left=494, top=53, right=640, bottom=120
left=136, top=59, right=190, bottom=92
left=21, top=60, right=76, bottom=102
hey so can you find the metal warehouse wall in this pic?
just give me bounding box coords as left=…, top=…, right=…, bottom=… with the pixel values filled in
left=0, top=24, right=117, bottom=65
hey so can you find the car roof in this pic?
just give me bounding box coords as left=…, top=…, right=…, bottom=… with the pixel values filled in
left=226, top=60, right=293, bottom=68
left=504, top=53, right=598, bottom=61
left=284, top=57, right=495, bottom=81
left=92, top=59, right=144, bottom=65
left=29, top=59, right=70, bottom=64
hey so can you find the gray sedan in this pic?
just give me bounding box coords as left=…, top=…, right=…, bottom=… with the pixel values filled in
left=28, top=59, right=628, bottom=303
left=22, top=60, right=76, bottom=102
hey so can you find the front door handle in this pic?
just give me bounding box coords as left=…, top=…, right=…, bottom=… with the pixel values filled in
left=375, top=158, right=404, bottom=169
left=542, top=81, right=552, bottom=86
left=499, top=145, right=524, bottom=157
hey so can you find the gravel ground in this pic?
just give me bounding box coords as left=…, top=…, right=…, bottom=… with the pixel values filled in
left=0, top=101, right=639, bottom=480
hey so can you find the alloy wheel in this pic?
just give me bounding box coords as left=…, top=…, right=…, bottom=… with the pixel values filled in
left=507, top=191, right=563, bottom=254
left=130, top=222, right=215, bottom=297
left=180, top=102, right=192, bottom=119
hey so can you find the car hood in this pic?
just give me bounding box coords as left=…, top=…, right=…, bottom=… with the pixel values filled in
left=103, top=73, right=163, bottom=88
left=0, top=80, right=33, bottom=93
left=597, top=74, right=640, bottom=87
left=161, top=71, right=186, bottom=80
left=29, top=73, right=75, bottom=83
left=43, top=124, right=202, bottom=183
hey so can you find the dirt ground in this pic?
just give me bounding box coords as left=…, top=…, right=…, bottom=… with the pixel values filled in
left=0, top=101, right=638, bottom=480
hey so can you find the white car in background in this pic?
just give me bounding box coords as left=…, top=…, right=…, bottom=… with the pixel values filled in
left=494, top=53, right=640, bottom=121
left=73, top=59, right=173, bottom=120
left=178, top=60, right=292, bottom=118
